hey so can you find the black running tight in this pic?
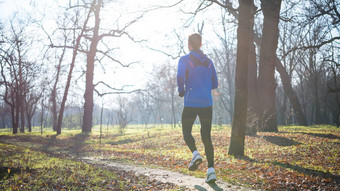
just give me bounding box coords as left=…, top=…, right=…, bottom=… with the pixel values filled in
left=181, top=106, right=214, bottom=168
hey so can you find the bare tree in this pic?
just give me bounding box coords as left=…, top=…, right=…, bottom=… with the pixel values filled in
left=207, top=0, right=308, bottom=129
left=257, top=0, right=282, bottom=132
left=0, top=15, right=39, bottom=134
left=284, top=0, right=340, bottom=125
left=328, top=62, right=340, bottom=126
left=25, top=90, right=41, bottom=132
left=0, top=100, right=10, bottom=129
left=134, top=91, right=154, bottom=128
left=115, top=95, right=132, bottom=135
left=81, top=0, right=143, bottom=133
left=228, top=0, right=253, bottom=156
left=212, top=8, right=236, bottom=124
left=55, top=1, right=93, bottom=134
left=50, top=39, right=67, bottom=132
left=246, top=1, right=259, bottom=135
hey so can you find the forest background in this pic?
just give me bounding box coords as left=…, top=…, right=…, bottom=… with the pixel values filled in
left=0, top=0, right=339, bottom=137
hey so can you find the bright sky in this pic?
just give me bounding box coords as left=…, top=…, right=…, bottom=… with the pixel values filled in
left=0, top=0, right=226, bottom=106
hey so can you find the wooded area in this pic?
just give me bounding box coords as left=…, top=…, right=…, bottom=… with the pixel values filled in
left=0, top=0, right=339, bottom=190
left=0, top=0, right=339, bottom=152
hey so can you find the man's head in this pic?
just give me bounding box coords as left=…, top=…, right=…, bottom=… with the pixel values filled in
left=188, top=33, right=202, bottom=51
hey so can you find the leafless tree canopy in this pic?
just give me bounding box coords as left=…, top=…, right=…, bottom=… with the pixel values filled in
left=0, top=0, right=339, bottom=135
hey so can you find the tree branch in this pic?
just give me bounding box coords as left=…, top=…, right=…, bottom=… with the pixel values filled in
left=96, top=49, right=138, bottom=67
left=182, top=1, right=214, bottom=27
left=137, top=0, right=185, bottom=12
left=93, top=81, right=142, bottom=96
left=98, top=14, right=144, bottom=41
left=283, top=36, right=340, bottom=57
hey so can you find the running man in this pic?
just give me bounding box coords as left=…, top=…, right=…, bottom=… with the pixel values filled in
left=177, top=33, right=218, bottom=183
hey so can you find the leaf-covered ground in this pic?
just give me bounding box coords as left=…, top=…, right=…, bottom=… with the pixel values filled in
left=0, top=139, right=181, bottom=190
left=0, top=125, right=339, bottom=190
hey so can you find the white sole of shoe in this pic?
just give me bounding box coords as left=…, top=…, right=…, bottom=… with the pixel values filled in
left=205, top=173, right=217, bottom=183
left=188, top=158, right=202, bottom=171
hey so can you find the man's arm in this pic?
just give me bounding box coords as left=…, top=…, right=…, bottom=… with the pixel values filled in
left=177, top=57, right=187, bottom=96
left=211, top=63, right=218, bottom=90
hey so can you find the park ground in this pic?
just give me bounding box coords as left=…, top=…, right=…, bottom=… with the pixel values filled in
left=0, top=125, right=339, bottom=190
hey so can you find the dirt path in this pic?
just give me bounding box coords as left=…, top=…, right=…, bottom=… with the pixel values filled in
left=82, top=157, right=253, bottom=191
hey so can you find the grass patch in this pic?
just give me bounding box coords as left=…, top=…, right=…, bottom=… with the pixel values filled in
left=0, top=143, right=123, bottom=190
left=0, top=143, right=180, bottom=190
left=0, top=124, right=339, bottom=190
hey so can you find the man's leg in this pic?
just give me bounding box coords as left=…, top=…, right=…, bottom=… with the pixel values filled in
left=181, top=107, right=198, bottom=152
left=198, top=106, right=216, bottom=183
left=182, top=107, right=203, bottom=171
left=198, top=106, right=214, bottom=168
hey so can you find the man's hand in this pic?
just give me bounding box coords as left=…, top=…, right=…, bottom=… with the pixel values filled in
left=179, top=91, right=185, bottom=97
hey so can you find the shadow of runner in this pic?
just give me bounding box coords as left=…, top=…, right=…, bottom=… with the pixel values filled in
left=194, top=185, right=208, bottom=191
left=194, top=182, right=223, bottom=191
left=207, top=182, right=224, bottom=191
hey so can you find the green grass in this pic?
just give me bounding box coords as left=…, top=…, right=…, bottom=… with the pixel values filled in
left=0, top=131, right=182, bottom=190
left=0, top=143, right=132, bottom=190
left=0, top=124, right=339, bottom=190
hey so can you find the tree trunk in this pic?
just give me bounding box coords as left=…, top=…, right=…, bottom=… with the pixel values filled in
left=228, top=0, right=252, bottom=156
left=275, top=58, right=308, bottom=125
left=171, top=87, right=176, bottom=128
left=246, top=3, right=258, bottom=136
left=82, top=52, right=95, bottom=132
left=257, top=0, right=281, bottom=132
left=26, top=104, right=36, bottom=133
left=211, top=0, right=307, bottom=128
left=246, top=41, right=258, bottom=135
left=27, top=117, right=32, bottom=132
left=56, top=3, right=92, bottom=134
left=40, top=99, right=44, bottom=134
left=27, top=111, right=32, bottom=133
left=19, top=95, right=25, bottom=133
left=314, top=75, right=321, bottom=124
left=10, top=106, right=18, bottom=134
left=3, top=90, right=18, bottom=134
left=51, top=48, right=64, bottom=132
left=51, top=91, right=58, bottom=132
left=251, top=12, right=307, bottom=128
left=100, top=99, right=103, bottom=145
left=331, top=66, right=340, bottom=127
left=82, top=0, right=102, bottom=133
left=282, top=94, right=287, bottom=125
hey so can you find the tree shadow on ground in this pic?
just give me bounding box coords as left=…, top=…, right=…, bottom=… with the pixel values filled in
left=107, top=138, right=135, bottom=145
left=298, top=132, right=340, bottom=139
left=70, top=132, right=91, bottom=156
left=107, top=134, right=157, bottom=146
left=272, top=161, right=340, bottom=184
left=262, top=135, right=301, bottom=146
left=41, top=133, right=90, bottom=158
left=42, top=134, right=58, bottom=152
left=234, top=155, right=257, bottom=163
left=234, top=154, right=339, bottom=184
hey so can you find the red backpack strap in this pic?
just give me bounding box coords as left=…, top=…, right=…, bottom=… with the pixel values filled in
left=188, top=59, right=194, bottom=68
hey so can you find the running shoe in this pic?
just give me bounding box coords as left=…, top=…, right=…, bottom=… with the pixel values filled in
left=188, top=153, right=202, bottom=171
left=205, top=171, right=217, bottom=183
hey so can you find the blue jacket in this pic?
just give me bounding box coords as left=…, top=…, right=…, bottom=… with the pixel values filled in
left=177, top=49, right=218, bottom=108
